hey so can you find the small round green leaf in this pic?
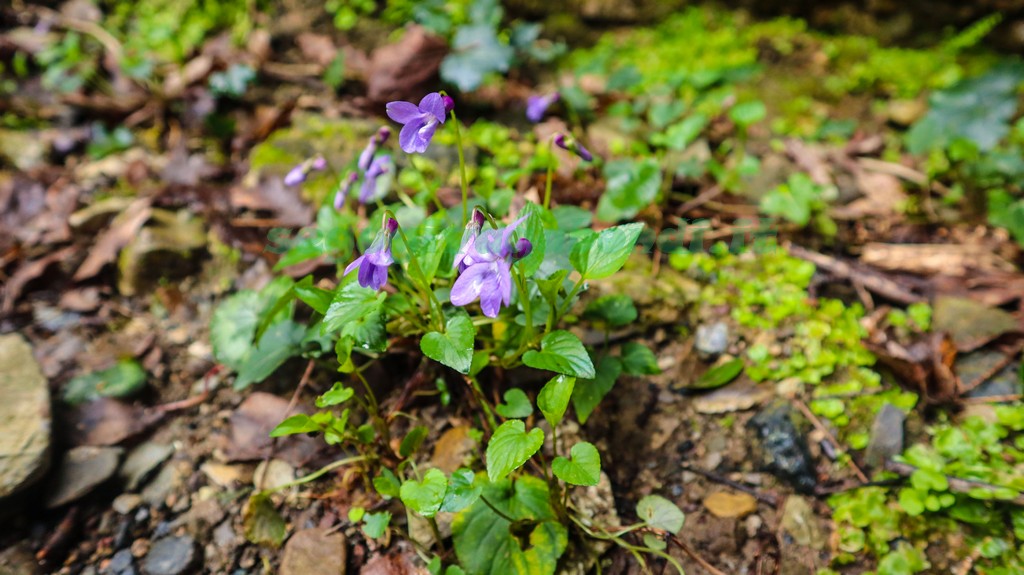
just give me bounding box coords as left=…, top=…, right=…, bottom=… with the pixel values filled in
left=551, top=442, right=601, bottom=486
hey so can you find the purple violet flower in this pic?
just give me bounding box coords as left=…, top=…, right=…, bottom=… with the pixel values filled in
left=386, top=93, right=448, bottom=154
left=358, top=154, right=392, bottom=204
left=450, top=215, right=532, bottom=318
left=344, top=217, right=398, bottom=290
left=454, top=209, right=487, bottom=272
left=554, top=133, right=594, bottom=162
left=358, top=127, right=392, bottom=172
left=333, top=172, right=359, bottom=210
left=526, top=92, right=559, bottom=123
left=284, top=155, right=327, bottom=186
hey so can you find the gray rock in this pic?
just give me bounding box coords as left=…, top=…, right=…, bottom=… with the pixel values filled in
left=280, top=529, right=346, bottom=575
left=45, top=446, right=123, bottom=508
left=142, top=536, right=198, bottom=575
left=780, top=496, right=825, bottom=549
left=748, top=402, right=816, bottom=493
left=120, top=443, right=174, bottom=491
left=0, top=334, right=52, bottom=499
left=695, top=322, right=729, bottom=356
left=105, top=549, right=135, bottom=575
left=958, top=350, right=1022, bottom=399
left=0, top=541, right=38, bottom=575
left=865, top=403, right=905, bottom=468
left=140, top=461, right=189, bottom=507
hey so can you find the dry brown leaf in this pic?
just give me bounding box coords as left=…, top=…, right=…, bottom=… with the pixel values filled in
left=73, top=197, right=152, bottom=281
left=832, top=169, right=906, bottom=220
left=223, top=392, right=321, bottom=467
left=2, top=246, right=76, bottom=313
left=865, top=331, right=960, bottom=404
left=366, top=25, right=447, bottom=103
left=860, top=243, right=1017, bottom=277
left=704, top=492, right=758, bottom=518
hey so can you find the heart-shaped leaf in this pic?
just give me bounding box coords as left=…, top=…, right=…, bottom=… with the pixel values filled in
left=496, top=389, right=533, bottom=419
left=693, top=358, right=744, bottom=390
left=570, top=222, right=645, bottom=279
left=422, top=313, right=475, bottom=374
left=537, top=375, right=576, bottom=428
left=400, top=426, right=429, bottom=458
left=583, top=294, right=637, bottom=328
left=315, top=382, right=354, bottom=407
left=400, top=468, right=447, bottom=518
left=637, top=494, right=685, bottom=534
left=523, top=331, right=595, bottom=378
left=552, top=442, right=601, bottom=486
left=373, top=468, right=401, bottom=499
left=621, top=342, right=661, bottom=376
left=486, top=420, right=544, bottom=482
left=440, top=468, right=482, bottom=513
left=362, top=511, right=391, bottom=539
left=571, top=355, right=622, bottom=424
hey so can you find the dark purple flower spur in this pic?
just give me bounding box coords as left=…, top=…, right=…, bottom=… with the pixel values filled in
left=344, top=217, right=398, bottom=290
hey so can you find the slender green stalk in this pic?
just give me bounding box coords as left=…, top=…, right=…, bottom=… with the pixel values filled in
left=450, top=110, right=470, bottom=224
left=555, top=277, right=586, bottom=320
left=258, top=455, right=367, bottom=495
left=388, top=211, right=443, bottom=330
left=467, top=376, right=497, bottom=431
left=543, top=137, right=556, bottom=210
left=480, top=495, right=517, bottom=523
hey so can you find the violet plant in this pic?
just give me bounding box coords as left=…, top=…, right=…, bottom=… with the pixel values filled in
left=213, top=91, right=685, bottom=573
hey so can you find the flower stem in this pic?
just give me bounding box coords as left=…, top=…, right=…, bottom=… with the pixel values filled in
left=543, top=137, right=556, bottom=210
left=450, top=110, right=470, bottom=225
left=513, top=266, right=534, bottom=343
left=258, top=455, right=367, bottom=496
left=388, top=211, right=444, bottom=330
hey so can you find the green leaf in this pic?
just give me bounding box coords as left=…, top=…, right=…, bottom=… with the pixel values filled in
left=373, top=468, right=401, bottom=499
left=315, top=382, right=354, bottom=408
left=572, top=355, right=622, bottom=424
left=570, top=223, right=644, bottom=280
left=422, top=312, right=476, bottom=374
left=597, top=159, right=662, bottom=222
left=760, top=173, right=821, bottom=227
left=294, top=278, right=333, bottom=315
left=400, top=426, right=430, bottom=458
left=440, top=24, right=513, bottom=92
left=243, top=493, right=287, bottom=547
left=583, top=294, right=638, bottom=328
left=551, top=442, right=601, bottom=486
left=234, top=319, right=305, bottom=389
left=452, top=474, right=567, bottom=575
left=322, top=282, right=386, bottom=334
left=910, top=468, right=949, bottom=492
left=657, top=113, right=708, bottom=151
left=362, top=511, right=391, bottom=539
left=637, top=494, right=685, bottom=534
left=401, top=468, right=448, bottom=517
left=440, top=468, right=483, bottom=513
left=728, top=100, right=767, bottom=127
left=486, top=420, right=545, bottom=482
left=270, top=414, right=321, bottom=437
left=211, top=290, right=263, bottom=370
left=63, top=359, right=147, bottom=405
left=693, top=359, right=744, bottom=389
left=550, top=206, right=592, bottom=232
left=496, top=389, right=533, bottom=419
left=348, top=506, right=365, bottom=523
left=906, top=62, right=1024, bottom=154
left=537, top=375, right=576, bottom=428
left=620, top=342, right=660, bottom=375
left=517, top=202, right=547, bottom=276
left=523, top=331, right=595, bottom=378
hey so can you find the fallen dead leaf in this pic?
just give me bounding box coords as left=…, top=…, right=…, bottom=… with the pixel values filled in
left=832, top=169, right=906, bottom=220
left=2, top=246, right=76, bottom=313
left=865, top=331, right=960, bottom=404
left=703, top=491, right=758, bottom=518
left=66, top=398, right=164, bottom=446
left=932, top=296, right=1022, bottom=352
left=366, top=25, right=447, bottom=104
left=223, top=392, right=321, bottom=467
left=73, top=197, right=153, bottom=281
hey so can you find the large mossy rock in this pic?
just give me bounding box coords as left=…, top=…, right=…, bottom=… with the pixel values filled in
left=0, top=334, right=51, bottom=499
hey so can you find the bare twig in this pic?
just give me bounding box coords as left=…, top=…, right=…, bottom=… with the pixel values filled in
left=677, top=185, right=723, bottom=215
left=962, top=394, right=1022, bottom=404
left=884, top=461, right=1024, bottom=505
left=793, top=399, right=869, bottom=484
left=787, top=243, right=922, bottom=305
left=681, top=464, right=779, bottom=507
left=669, top=535, right=729, bottom=575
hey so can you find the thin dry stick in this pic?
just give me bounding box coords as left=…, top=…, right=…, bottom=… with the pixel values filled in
left=793, top=399, right=869, bottom=484
left=962, top=393, right=1022, bottom=404
left=669, top=535, right=728, bottom=575
left=258, top=359, right=316, bottom=489
left=681, top=464, right=779, bottom=507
